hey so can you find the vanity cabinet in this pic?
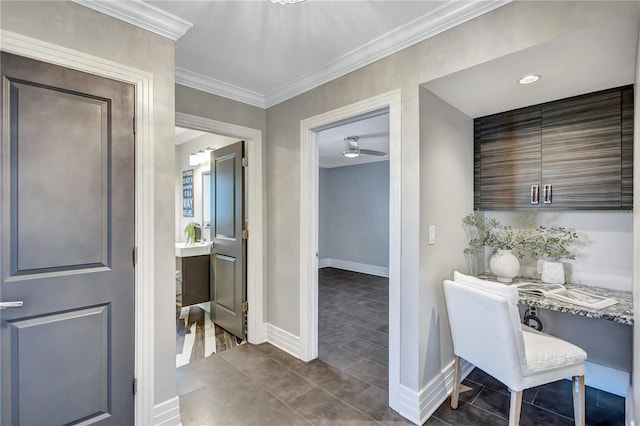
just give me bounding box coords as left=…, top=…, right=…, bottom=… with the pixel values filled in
left=180, top=255, right=210, bottom=307
left=474, top=85, right=633, bottom=210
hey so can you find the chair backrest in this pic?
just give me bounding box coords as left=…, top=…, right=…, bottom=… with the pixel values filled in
left=443, top=272, right=527, bottom=388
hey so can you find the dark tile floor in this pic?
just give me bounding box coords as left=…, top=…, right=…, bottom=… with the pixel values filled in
left=433, top=368, right=625, bottom=426
left=318, top=267, right=389, bottom=373
left=178, top=343, right=411, bottom=425
left=178, top=268, right=625, bottom=425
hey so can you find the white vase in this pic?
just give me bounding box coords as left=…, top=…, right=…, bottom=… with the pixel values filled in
left=489, top=249, right=520, bottom=283
left=541, top=261, right=565, bottom=284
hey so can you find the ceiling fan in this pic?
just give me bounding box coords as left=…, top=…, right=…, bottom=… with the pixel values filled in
left=341, top=136, right=387, bottom=158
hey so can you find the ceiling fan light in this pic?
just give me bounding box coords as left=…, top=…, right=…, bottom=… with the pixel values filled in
left=342, top=148, right=360, bottom=158
left=341, top=136, right=360, bottom=158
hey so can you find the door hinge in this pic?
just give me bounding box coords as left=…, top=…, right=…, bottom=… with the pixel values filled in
left=133, top=378, right=137, bottom=395
left=133, top=116, right=137, bottom=134
left=242, top=157, right=248, bottom=168
left=242, top=229, right=248, bottom=240
left=242, top=301, right=249, bottom=313
left=132, top=247, right=137, bottom=266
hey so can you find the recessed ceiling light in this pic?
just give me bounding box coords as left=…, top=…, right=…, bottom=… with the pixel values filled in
left=517, top=74, right=541, bottom=85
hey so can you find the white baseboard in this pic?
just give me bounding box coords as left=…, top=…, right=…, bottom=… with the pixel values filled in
left=395, top=358, right=473, bottom=425
left=626, top=383, right=634, bottom=426
left=318, top=258, right=389, bottom=278
left=154, top=396, right=181, bottom=426
left=264, top=323, right=301, bottom=359
left=318, top=258, right=331, bottom=268
left=581, top=361, right=629, bottom=397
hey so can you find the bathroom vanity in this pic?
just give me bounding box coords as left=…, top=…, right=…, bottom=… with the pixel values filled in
left=175, top=242, right=211, bottom=306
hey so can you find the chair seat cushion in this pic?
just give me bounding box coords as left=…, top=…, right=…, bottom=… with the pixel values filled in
left=522, top=328, right=587, bottom=375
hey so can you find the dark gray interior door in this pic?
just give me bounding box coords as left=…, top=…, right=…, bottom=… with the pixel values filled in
left=210, top=142, right=246, bottom=340
left=0, top=52, right=135, bottom=425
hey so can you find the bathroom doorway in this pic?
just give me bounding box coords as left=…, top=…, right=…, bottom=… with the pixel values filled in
left=173, top=113, right=265, bottom=367
left=174, top=127, right=243, bottom=366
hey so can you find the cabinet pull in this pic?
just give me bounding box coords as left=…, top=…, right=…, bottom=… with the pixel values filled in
left=530, top=185, right=539, bottom=204
left=543, top=184, right=552, bottom=204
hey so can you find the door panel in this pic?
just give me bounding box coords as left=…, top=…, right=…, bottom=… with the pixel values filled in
left=11, top=81, right=109, bottom=274
left=10, top=305, right=110, bottom=426
left=210, top=142, right=246, bottom=340
left=1, top=53, right=135, bottom=425
left=213, top=254, right=237, bottom=312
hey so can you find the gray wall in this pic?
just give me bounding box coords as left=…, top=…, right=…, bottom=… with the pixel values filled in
left=318, top=162, right=390, bottom=268
left=418, top=88, right=474, bottom=385
left=0, top=1, right=177, bottom=405
left=264, top=0, right=639, bottom=397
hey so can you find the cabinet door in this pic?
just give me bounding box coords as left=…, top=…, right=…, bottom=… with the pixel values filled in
left=476, top=106, right=541, bottom=209
left=541, top=88, right=621, bottom=209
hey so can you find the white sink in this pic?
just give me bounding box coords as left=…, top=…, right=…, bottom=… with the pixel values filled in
left=175, top=242, right=211, bottom=257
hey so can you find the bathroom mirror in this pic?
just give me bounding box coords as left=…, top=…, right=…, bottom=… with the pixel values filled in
left=202, top=171, right=211, bottom=228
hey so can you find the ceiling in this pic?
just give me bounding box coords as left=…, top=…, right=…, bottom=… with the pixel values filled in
left=318, top=112, right=389, bottom=168
left=78, top=0, right=506, bottom=108
left=423, top=15, right=638, bottom=118
left=175, top=126, right=238, bottom=149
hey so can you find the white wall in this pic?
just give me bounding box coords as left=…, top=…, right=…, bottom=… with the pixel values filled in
left=484, top=211, right=633, bottom=291
left=0, top=0, right=177, bottom=406
left=318, top=161, right=390, bottom=269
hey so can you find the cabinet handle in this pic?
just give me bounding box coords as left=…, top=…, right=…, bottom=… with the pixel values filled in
left=530, top=185, right=539, bottom=204
left=543, top=184, right=552, bottom=204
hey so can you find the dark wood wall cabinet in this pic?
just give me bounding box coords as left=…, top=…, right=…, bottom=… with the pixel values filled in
left=474, top=85, right=633, bottom=210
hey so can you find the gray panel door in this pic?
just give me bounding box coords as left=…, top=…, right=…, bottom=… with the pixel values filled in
left=0, top=53, right=135, bottom=425
left=210, top=142, right=246, bottom=340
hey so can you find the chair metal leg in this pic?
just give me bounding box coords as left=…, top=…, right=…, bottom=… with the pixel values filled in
left=572, top=375, right=585, bottom=426
left=508, top=390, right=523, bottom=426
left=450, top=356, right=462, bottom=409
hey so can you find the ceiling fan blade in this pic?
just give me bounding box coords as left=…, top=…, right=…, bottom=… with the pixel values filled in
left=352, top=131, right=389, bottom=139
left=359, top=149, right=387, bottom=156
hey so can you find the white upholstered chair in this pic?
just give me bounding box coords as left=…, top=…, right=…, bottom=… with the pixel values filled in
left=443, top=271, right=587, bottom=426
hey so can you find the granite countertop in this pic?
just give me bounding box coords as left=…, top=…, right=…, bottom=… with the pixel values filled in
left=479, top=275, right=634, bottom=326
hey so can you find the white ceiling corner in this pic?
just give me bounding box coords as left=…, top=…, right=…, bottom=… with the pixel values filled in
left=72, top=0, right=193, bottom=41
left=175, top=67, right=266, bottom=109
left=263, top=0, right=510, bottom=108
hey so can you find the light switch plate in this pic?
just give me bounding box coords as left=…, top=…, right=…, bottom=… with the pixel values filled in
left=428, top=225, right=436, bottom=245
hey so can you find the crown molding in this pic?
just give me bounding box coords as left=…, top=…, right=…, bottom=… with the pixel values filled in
left=176, top=67, right=266, bottom=108
left=263, top=0, right=509, bottom=108
left=72, top=0, right=193, bottom=41
left=172, top=0, right=508, bottom=109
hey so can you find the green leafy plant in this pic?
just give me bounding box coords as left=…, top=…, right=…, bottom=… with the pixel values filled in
left=462, top=212, right=579, bottom=261
left=528, top=226, right=579, bottom=261
left=462, top=212, right=539, bottom=258
left=183, top=222, right=200, bottom=244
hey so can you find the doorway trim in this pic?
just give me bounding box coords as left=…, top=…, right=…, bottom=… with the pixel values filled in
left=299, top=89, right=402, bottom=408
left=176, top=112, right=265, bottom=345
left=1, top=30, right=155, bottom=424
